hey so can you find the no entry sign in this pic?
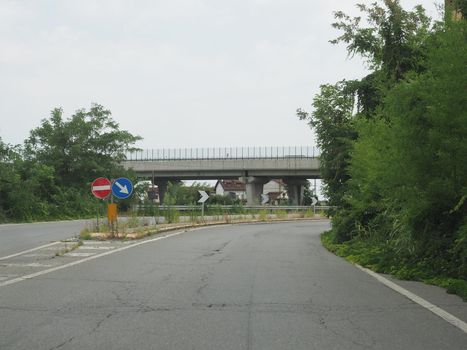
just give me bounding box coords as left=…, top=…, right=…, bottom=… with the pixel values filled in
left=91, top=177, right=112, bottom=199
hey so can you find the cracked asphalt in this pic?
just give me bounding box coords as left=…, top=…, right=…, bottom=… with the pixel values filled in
left=0, top=221, right=466, bottom=349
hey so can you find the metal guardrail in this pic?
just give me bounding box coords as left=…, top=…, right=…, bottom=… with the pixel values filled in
left=125, top=146, right=320, bottom=161
left=136, top=205, right=332, bottom=211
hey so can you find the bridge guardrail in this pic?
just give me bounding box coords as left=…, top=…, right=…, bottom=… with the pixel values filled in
left=125, top=146, right=320, bottom=161
left=134, top=205, right=333, bottom=212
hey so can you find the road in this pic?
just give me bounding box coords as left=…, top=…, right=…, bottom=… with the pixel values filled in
left=0, top=221, right=466, bottom=349
left=0, top=220, right=88, bottom=258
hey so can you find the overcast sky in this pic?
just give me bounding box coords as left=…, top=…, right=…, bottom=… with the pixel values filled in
left=1, top=0, right=440, bottom=149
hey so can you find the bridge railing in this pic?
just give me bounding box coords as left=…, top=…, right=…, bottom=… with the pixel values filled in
left=125, top=146, right=320, bottom=161
left=140, top=205, right=332, bottom=211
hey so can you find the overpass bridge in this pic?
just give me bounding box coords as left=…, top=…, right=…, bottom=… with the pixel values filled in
left=122, top=146, right=320, bottom=205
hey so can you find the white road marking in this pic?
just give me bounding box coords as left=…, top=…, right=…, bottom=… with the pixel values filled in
left=65, top=252, right=95, bottom=257
left=0, top=275, right=19, bottom=281
left=78, top=246, right=115, bottom=250
left=0, top=230, right=187, bottom=288
left=0, top=242, right=61, bottom=261
left=22, top=253, right=52, bottom=258
left=40, top=247, right=68, bottom=251
left=356, top=264, right=467, bottom=334
left=82, top=241, right=111, bottom=244
left=1, top=263, right=52, bottom=268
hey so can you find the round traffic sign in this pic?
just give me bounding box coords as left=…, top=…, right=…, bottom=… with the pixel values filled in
left=111, top=177, right=134, bottom=199
left=91, top=177, right=112, bottom=199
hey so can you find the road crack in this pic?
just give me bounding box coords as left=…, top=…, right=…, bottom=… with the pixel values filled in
left=48, top=336, right=75, bottom=350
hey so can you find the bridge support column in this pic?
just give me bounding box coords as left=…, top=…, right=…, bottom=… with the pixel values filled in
left=155, top=180, right=168, bottom=204
left=240, top=176, right=269, bottom=206
left=155, top=179, right=182, bottom=204
left=283, top=178, right=309, bottom=205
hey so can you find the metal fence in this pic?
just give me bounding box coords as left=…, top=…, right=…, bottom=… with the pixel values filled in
left=125, top=146, right=320, bottom=161
left=152, top=205, right=332, bottom=211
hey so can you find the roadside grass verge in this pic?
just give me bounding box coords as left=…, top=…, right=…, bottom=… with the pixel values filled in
left=79, top=213, right=326, bottom=241
left=321, top=231, right=467, bottom=301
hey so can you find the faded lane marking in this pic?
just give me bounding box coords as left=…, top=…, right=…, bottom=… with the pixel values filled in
left=0, top=242, right=61, bottom=261
left=65, top=253, right=95, bottom=257
left=356, top=264, right=467, bottom=334
left=0, top=230, right=187, bottom=288
left=1, top=263, right=53, bottom=268
left=0, top=275, right=19, bottom=281
left=82, top=241, right=111, bottom=244
left=78, top=246, right=115, bottom=250
left=23, top=253, right=53, bottom=258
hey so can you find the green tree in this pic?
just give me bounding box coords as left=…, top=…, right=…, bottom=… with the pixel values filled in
left=297, top=81, right=357, bottom=210
left=164, top=182, right=212, bottom=205
left=25, top=104, right=141, bottom=189
left=299, top=1, right=437, bottom=242
left=331, top=0, right=432, bottom=82
left=0, top=139, right=59, bottom=221
left=377, top=19, right=467, bottom=275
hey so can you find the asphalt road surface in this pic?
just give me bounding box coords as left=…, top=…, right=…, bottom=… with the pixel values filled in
left=0, top=221, right=466, bottom=349
left=0, top=220, right=88, bottom=257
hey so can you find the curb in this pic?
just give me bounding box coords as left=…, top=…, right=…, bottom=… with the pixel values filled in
left=86, top=217, right=327, bottom=241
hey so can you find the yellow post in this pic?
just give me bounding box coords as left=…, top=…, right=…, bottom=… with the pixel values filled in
left=107, top=203, right=118, bottom=223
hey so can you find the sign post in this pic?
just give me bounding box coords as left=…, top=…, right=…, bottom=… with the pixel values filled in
left=91, top=178, right=112, bottom=232
left=91, top=177, right=134, bottom=237
left=312, top=195, right=318, bottom=215
left=109, top=177, right=134, bottom=236
left=261, top=194, right=269, bottom=205
left=198, top=190, right=209, bottom=221
left=107, top=203, right=118, bottom=222
left=112, top=177, right=134, bottom=200
left=91, top=177, right=112, bottom=199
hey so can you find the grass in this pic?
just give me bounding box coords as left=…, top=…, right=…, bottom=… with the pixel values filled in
left=79, top=228, right=92, bottom=240
left=258, top=210, right=269, bottom=222
left=321, top=231, right=467, bottom=301
left=55, top=241, right=82, bottom=256
left=78, top=210, right=324, bottom=241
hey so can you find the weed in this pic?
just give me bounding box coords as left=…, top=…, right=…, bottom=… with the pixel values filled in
left=79, top=228, right=92, bottom=240
left=127, top=215, right=140, bottom=228
left=276, top=210, right=287, bottom=219
left=55, top=241, right=81, bottom=256
left=258, top=210, right=269, bottom=222
left=321, top=231, right=467, bottom=301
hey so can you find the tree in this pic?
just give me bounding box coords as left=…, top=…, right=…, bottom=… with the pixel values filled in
left=25, top=104, right=141, bottom=189
left=330, top=0, right=433, bottom=120
left=298, top=81, right=357, bottom=209
left=374, top=19, right=467, bottom=275
left=331, top=0, right=432, bottom=82
left=164, top=182, right=213, bottom=205
left=299, top=1, right=438, bottom=242
left=0, top=139, right=60, bottom=221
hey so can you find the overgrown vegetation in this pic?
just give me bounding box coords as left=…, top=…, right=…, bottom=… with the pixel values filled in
left=299, top=1, right=467, bottom=297
left=0, top=104, right=141, bottom=222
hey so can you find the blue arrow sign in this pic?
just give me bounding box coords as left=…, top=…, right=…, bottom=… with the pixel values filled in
left=112, top=177, right=134, bottom=199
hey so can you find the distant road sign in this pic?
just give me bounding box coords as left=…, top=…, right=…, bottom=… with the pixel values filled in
left=112, top=177, right=134, bottom=199
left=91, top=178, right=112, bottom=199
left=198, top=190, right=209, bottom=204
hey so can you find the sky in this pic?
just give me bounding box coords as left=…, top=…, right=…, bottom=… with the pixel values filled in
left=0, top=0, right=440, bottom=150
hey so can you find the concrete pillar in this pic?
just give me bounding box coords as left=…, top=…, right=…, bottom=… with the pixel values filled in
left=239, top=176, right=268, bottom=206
left=155, top=180, right=168, bottom=204
left=283, top=178, right=309, bottom=205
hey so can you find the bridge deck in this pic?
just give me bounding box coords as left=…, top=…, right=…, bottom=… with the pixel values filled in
left=123, top=157, right=320, bottom=180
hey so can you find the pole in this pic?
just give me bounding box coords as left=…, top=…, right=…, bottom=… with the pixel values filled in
left=110, top=194, right=114, bottom=237
left=201, top=202, right=205, bottom=222
left=96, top=205, right=100, bottom=232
